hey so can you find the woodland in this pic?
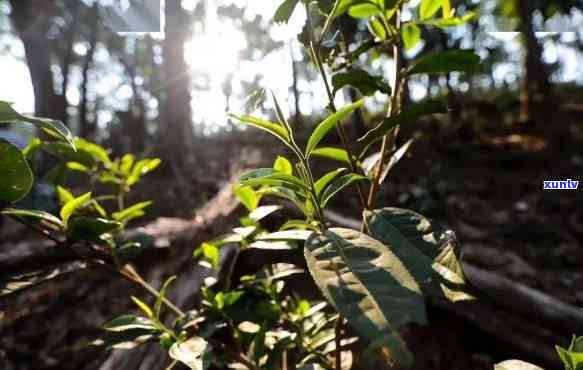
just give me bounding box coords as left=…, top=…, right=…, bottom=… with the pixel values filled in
left=1, top=0, right=583, bottom=369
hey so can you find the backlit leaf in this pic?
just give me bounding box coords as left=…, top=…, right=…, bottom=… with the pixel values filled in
left=419, top=0, right=442, bottom=20
left=169, top=337, right=209, bottom=370
left=305, top=228, right=424, bottom=366
left=408, top=50, right=480, bottom=75
left=274, top=156, right=293, bottom=175
left=358, top=100, right=447, bottom=150
left=0, top=140, right=33, bottom=203
left=311, top=147, right=351, bottom=164
left=60, top=192, right=92, bottom=228
left=229, top=114, right=290, bottom=147
left=320, top=173, right=369, bottom=207
left=494, top=360, right=544, bottom=370
left=112, top=201, right=152, bottom=223
left=0, top=101, right=75, bottom=149
left=274, top=0, right=300, bottom=24
left=1, top=208, right=64, bottom=228
left=332, top=70, right=390, bottom=96
left=402, top=23, right=421, bottom=51
left=364, top=208, right=473, bottom=302
left=306, top=100, right=364, bottom=157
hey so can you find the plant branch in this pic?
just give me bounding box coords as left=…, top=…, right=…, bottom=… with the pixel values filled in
left=366, top=9, right=404, bottom=210
left=305, top=3, right=368, bottom=210
left=9, top=216, right=62, bottom=244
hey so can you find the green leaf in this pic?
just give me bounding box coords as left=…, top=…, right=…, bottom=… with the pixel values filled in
left=270, top=90, right=294, bottom=137
left=358, top=100, right=447, bottom=150
left=44, top=142, right=95, bottom=167
left=75, top=138, right=111, bottom=166
left=368, top=17, right=386, bottom=41
left=274, top=0, right=300, bottom=24
left=332, top=70, right=390, bottom=96
left=422, top=12, right=478, bottom=28
left=169, top=337, right=209, bottom=370
left=249, top=205, right=282, bottom=222
left=102, top=315, right=156, bottom=332
left=408, top=50, right=481, bottom=75
left=239, top=168, right=308, bottom=192
left=154, top=276, right=177, bottom=320
left=60, top=192, right=91, bottom=228
left=229, top=114, right=290, bottom=147
left=311, top=147, right=351, bottom=164
left=314, top=168, right=347, bottom=196
left=494, top=360, right=544, bottom=370
left=238, top=321, right=261, bottom=334
left=419, top=0, right=442, bottom=20
left=321, top=0, right=344, bottom=36
left=233, top=185, right=261, bottom=211
left=120, top=154, right=135, bottom=176
left=201, top=242, right=220, bottom=269
left=280, top=219, right=318, bottom=231
left=556, top=338, right=583, bottom=370
left=0, top=101, right=75, bottom=149
left=571, top=335, right=583, bottom=352
left=320, top=173, right=369, bottom=207
left=256, top=230, right=313, bottom=241
left=364, top=208, right=473, bottom=302
left=441, top=0, right=452, bottom=18
left=112, top=201, right=153, bottom=223
left=224, top=290, right=244, bottom=306
left=306, top=100, right=364, bottom=157
left=0, top=140, right=33, bottom=203
left=304, top=228, right=424, bottom=366
left=1, top=208, right=63, bottom=228
left=93, top=327, right=157, bottom=350
left=378, top=138, right=414, bottom=184
left=56, top=186, right=74, bottom=206
left=0, top=261, right=87, bottom=297
left=349, top=2, right=381, bottom=18
left=66, top=162, right=91, bottom=173
left=402, top=23, right=421, bottom=51
left=127, top=158, right=161, bottom=186
left=22, top=138, right=42, bottom=162
left=256, top=186, right=307, bottom=215
left=67, top=217, right=122, bottom=243
left=131, top=296, right=154, bottom=318
left=273, top=156, right=293, bottom=175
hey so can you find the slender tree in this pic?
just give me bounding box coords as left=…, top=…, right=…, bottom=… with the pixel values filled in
left=161, top=0, right=194, bottom=165
left=8, top=0, right=64, bottom=120
left=515, top=0, right=551, bottom=124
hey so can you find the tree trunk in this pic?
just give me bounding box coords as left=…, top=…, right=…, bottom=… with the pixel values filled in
left=290, top=44, right=303, bottom=129
left=516, top=0, right=551, bottom=124
left=80, top=2, right=99, bottom=139
left=161, top=0, right=194, bottom=166
left=9, top=0, right=65, bottom=121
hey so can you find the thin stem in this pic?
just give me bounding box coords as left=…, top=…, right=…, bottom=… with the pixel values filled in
left=128, top=269, right=186, bottom=318
left=10, top=216, right=62, bottom=244
left=117, top=185, right=125, bottom=211
left=367, top=9, right=404, bottom=210
left=165, top=360, right=178, bottom=370
left=206, top=338, right=259, bottom=370
left=120, top=267, right=259, bottom=370
left=305, top=3, right=368, bottom=210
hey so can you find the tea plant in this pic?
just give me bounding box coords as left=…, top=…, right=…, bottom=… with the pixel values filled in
left=1, top=1, right=577, bottom=369
left=0, top=101, right=162, bottom=297
left=494, top=335, right=583, bottom=369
